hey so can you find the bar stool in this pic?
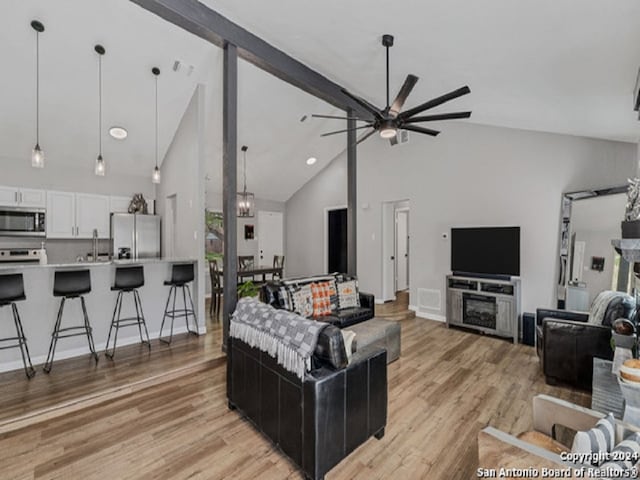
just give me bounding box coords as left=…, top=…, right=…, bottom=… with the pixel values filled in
left=0, top=274, right=35, bottom=379
left=43, top=269, right=99, bottom=373
left=160, top=263, right=198, bottom=344
left=105, top=266, right=151, bottom=359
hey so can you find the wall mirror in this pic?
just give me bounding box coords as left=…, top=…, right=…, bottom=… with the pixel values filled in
left=556, top=185, right=630, bottom=310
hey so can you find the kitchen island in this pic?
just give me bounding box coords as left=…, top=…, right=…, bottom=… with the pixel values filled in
left=0, top=258, right=204, bottom=374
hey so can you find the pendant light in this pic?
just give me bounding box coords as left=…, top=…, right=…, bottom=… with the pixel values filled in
left=237, top=146, right=255, bottom=217
left=94, top=45, right=106, bottom=176
left=31, top=20, right=45, bottom=168
left=151, top=67, right=161, bottom=184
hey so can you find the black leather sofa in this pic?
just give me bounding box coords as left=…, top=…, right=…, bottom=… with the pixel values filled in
left=536, top=296, right=634, bottom=390
left=262, top=275, right=375, bottom=328
left=227, top=324, right=387, bottom=480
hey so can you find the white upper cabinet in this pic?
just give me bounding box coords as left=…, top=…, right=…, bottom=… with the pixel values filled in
left=0, top=186, right=46, bottom=208
left=46, top=192, right=110, bottom=239
left=46, top=191, right=76, bottom=239
left=19, top=188, right=47, bottom=208
left=109, top=196, right=131, bottom=214
left=76, top=194, right=110, bottom=238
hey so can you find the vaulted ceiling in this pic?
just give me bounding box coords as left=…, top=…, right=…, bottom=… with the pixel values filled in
left=2, top=1, right=640, bottom=204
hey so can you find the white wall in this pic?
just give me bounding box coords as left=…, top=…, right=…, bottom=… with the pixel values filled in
left=285, top=122, right=637, bottom=317
left=156, top=84, right=206, bottom=329
left=0, top=155, right=154, bottom=199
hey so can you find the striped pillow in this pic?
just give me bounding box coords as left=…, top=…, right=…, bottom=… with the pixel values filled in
left=598, top=432, right=640, bottom=478
left=276, top=286, right=294, bottom=311
left=571, top=413, right=616, bottom=466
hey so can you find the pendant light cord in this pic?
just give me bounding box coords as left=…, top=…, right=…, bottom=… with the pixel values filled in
left=155, top=74, right=158, bottom=169
left=385, top=44, right=389, bottom=109
left=243, top=149, right=247, bottom=192
left=98, top=53, right=102, bottom=156
left=36, top=30, right=39, bottom=144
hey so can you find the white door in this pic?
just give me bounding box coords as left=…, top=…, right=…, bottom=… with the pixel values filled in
left=19, top=188, right=46, bottom=208
left=0, top=186, right=19, bottom=207
left=396, top=209, right=409, bottom=291
left=76, top=194, right=110, bottom=238
left=258, top=211, right=283, bottom=267
left=46, top=191, right=76, bottom=238
left=572, top=240, right=586, bottom=283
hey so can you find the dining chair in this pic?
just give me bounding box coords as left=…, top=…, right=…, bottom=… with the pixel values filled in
left=209, top=260, right=223, bottom=317
left=238, top=256, right=256, bottom=282
left=273, top=255, right=285, bottom=280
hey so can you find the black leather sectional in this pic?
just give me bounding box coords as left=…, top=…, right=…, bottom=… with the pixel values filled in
left=227, top=324, right=387, bottom=480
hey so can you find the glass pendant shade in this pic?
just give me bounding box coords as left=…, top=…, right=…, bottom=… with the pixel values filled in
left=152, top=166, right=161, bottom=184
left=95, top=154, right=105, bottom=176
left=31, top=143, right=44, bottom=168
left=237, top=191, right=255, bottom=218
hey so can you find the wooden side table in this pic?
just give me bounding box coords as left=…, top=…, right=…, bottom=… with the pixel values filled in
left=591, top=358, right=625, bottom=419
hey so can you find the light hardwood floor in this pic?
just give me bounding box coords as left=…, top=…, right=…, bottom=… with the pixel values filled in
left=0, top=295, right=589, bottom=480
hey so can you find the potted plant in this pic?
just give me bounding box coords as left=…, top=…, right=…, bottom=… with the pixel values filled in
left=238, top=280, right=260, bottom=299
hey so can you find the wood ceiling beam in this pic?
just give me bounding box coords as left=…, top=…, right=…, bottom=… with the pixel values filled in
left=129, top=0, right=370, bottom=117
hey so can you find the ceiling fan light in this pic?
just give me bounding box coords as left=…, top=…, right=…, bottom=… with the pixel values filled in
left=32, top=144, right=44, bottom=168
left=379, top=126, right=397, bottom=139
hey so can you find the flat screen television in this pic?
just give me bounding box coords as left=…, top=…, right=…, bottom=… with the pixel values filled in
left=451, top=226, right=520, bottom=277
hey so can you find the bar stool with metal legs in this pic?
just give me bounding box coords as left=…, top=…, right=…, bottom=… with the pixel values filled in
left=43, top=269, right=99, bottom=373
left=159, top=263, right=199, bottom=344
left=0, top=274, right=35, bottom=379
left=105, top=265, right=151, bottom=358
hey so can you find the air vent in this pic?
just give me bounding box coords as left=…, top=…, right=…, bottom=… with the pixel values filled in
left=418, top=288, right=441, bottom=312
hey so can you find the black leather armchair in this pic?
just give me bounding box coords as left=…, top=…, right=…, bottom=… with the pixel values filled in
left=536, top=308, right=612, bottom=390
left=227, top=325, right=387, bottom=480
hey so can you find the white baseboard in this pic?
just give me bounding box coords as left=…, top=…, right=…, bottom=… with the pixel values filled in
left=0, top=324, right=208, bottom=374
left=409, top=305, right=446, bottom=323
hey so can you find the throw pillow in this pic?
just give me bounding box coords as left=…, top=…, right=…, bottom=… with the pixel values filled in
left=310, top=281, right=334, bottom=317
left=337, top=279, right=360, bottom=309
left=571, top=413, right=616, bottom=465
left=276, top=285, right=294, bottom=311
left=598, top=432, right=640, bottom=479
left=291, top=284, right=313, bottom=318
left=340, top=329, right=356, bottom=363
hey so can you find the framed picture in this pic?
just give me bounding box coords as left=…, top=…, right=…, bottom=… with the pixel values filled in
left=591, top=256, right=605, bottom=272
left=244, top=224, right=254, bottom=240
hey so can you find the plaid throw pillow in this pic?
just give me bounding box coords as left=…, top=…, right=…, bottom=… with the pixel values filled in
left=337, top=279, right=360, bottom=309
left=276, top=286, right=294, bottom=310
left=310, top=281, right=333, bottom=317
left=291, top=284, right=313, bottom=318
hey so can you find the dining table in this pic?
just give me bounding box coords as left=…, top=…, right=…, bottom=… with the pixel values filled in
left=217, top=265, right=283, bottom=283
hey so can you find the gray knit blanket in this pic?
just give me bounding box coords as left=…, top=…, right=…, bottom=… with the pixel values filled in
left=230, top=297, right=328, bottom=379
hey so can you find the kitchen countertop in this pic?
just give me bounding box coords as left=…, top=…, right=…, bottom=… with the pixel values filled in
left=0, top=257, right=198, bottom=271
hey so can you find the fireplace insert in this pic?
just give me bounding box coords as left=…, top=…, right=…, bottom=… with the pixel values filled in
left=462, top=293, right=497, bottom=330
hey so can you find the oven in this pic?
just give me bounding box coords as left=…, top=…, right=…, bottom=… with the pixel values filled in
left=0, top=207, right=46, bottom=237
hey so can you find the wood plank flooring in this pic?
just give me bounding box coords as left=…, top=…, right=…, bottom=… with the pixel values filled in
left=0, top=296, right=590, bottom=480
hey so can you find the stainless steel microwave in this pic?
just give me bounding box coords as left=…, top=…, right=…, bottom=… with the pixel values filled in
left=0, top=207, right=46, bottom=237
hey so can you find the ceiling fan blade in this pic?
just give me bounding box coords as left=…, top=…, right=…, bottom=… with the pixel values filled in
left=312, top=114, right=362, bottom=121
left=341, top=88, right=382, bottom=120
left=356, top=128, right=377, bottom=145
left=401, top=125, right=440, bottom=137
left=403, top=111, right=472, bottom=124
left=389, top=135, right=399, bottom=146
left=321, top=124, right=373, bottom=137
left=399, top=86, right=471, bottom=120
left=389, top=74, right=418, bottom=117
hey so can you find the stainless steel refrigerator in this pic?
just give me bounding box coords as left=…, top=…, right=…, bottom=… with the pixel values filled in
left=111, top=214, right=161, bottom=259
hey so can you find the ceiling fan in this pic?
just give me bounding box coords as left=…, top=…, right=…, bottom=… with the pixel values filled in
left=313, top=34, right=472, bottom=145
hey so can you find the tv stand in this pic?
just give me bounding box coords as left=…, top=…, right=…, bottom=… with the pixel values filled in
left=446, top=274, right=521, bottom=344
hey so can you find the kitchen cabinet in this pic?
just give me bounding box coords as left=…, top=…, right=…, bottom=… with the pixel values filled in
left=0, top=186, right=46, bottom=208
left=46, top=191, right=110, bottom=239
left=109, top=196, right=131, bottom=214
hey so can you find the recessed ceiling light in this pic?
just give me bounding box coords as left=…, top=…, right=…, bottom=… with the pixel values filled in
left=306, top=157, right=317, bottom=165
left=109, top=126, right=128, bottom=140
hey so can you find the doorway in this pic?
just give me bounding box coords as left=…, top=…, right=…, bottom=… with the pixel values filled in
left=257, top=211, right=284, bottom=266
left=325, top=207, right=347, bottom=274
left=382, top=200, right=410, bottom=301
